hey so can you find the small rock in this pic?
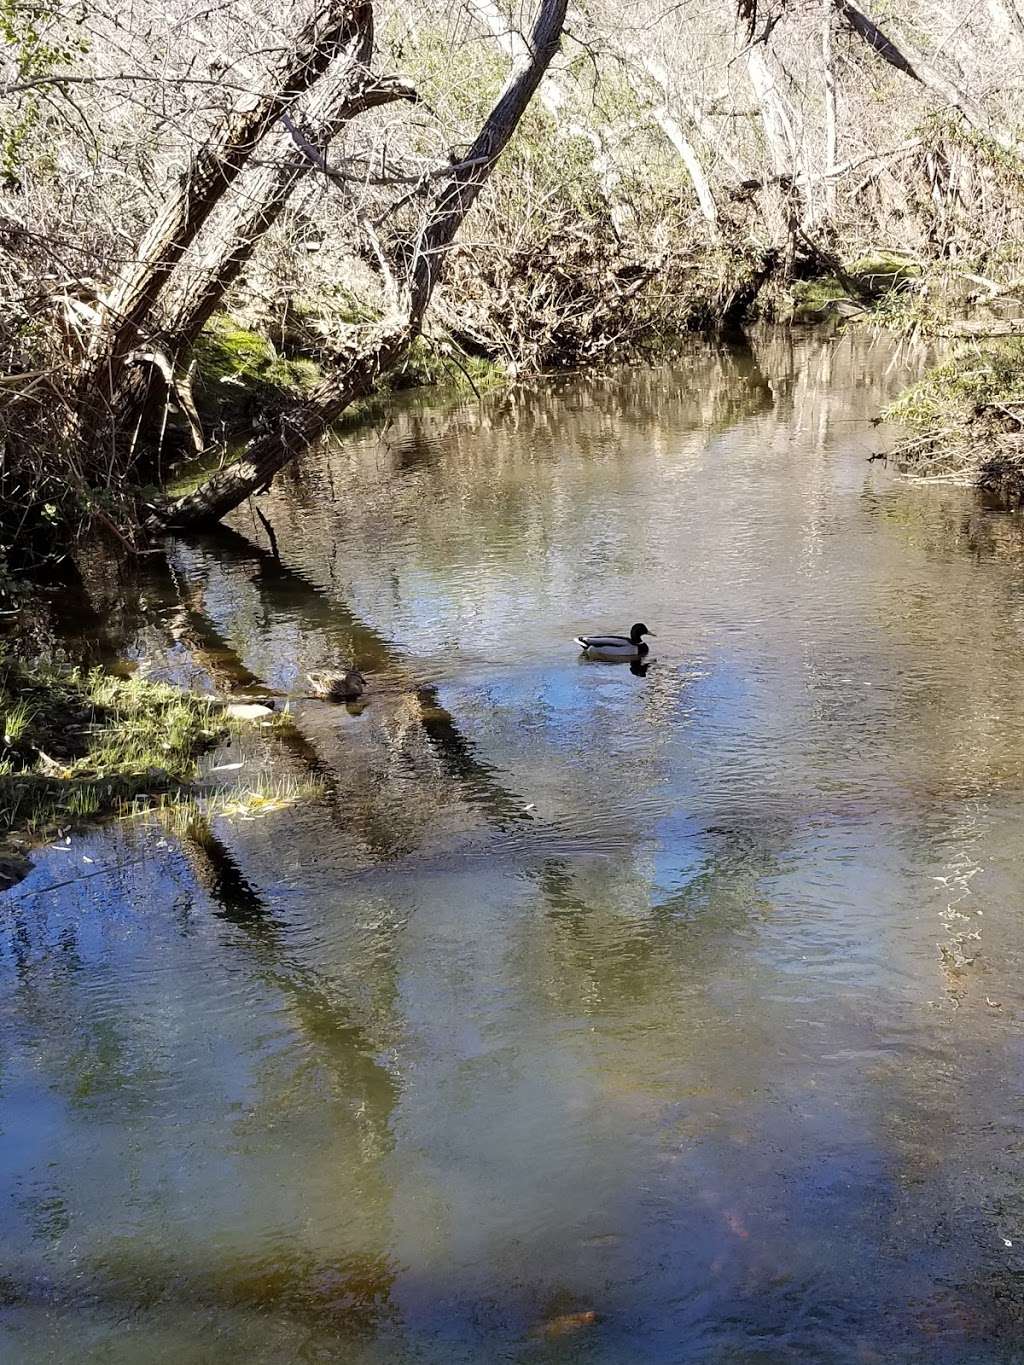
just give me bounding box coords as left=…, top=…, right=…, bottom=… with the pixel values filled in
left=223, top=703, right=275, bottom=722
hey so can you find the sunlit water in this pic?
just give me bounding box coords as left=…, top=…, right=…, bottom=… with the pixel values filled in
left=8, top=331, right=1024, bottom=1362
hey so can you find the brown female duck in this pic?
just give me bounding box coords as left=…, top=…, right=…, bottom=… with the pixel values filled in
left=306, top=668, right=366, bottom=702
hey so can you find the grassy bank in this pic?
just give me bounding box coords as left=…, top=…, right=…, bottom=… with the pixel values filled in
left=780, top=249, right=1024, bottom=504
left=0, top=662, right=227, bottom=884
left=885, top=339, right=1024, bottom=501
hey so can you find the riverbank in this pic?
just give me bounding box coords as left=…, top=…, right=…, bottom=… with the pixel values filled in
left=886, top=337, right=1024, bottom=503
left=0, top=661, right=227, bottom=886
left=4, top=241, right=1021, bottom=579
left=0, top=231, right=916, bottom=578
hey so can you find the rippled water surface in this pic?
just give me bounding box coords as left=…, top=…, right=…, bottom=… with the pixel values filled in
left=9, top=331, right=1024, bottom=1362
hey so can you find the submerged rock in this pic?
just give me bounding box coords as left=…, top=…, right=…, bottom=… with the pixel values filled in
left=535, top=1309, right=600, bottom=1338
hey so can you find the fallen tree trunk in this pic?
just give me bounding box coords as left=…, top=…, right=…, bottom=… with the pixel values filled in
left=150, top=0, right=569, bottom=531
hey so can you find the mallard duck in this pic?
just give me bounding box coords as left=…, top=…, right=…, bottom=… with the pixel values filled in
left=307, top=668, right=366, bottom=701
left=575, top=622, right=655, bottom=661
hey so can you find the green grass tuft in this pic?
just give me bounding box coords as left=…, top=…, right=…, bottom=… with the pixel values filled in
left=1, top=698, right=35, bottom=745
left=0, top=662, right=225, bottom=839
left=144, top=774, right=326, bottom=835
left=885, top=339, right=1024, bottom=429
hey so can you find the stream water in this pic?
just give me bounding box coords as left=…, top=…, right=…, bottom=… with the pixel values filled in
left=7, top=330, right=1024, bottom=1362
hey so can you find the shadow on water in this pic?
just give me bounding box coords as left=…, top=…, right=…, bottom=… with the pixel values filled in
left=530, top=813, right=791, bottom=1015
left=177, top=816, right=399, bottom=1130
left=172, top=522, right=534, bottom=835
left=0, top=812, right=404, bottom=1348
left=0, top=1247, right=400, bottom=1343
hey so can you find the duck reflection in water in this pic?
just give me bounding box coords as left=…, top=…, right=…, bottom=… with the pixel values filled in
left=575, top=655, right=651, bottom=677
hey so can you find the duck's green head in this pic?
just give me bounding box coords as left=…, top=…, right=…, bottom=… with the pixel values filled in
left=630, top=622, right=655, bottom=643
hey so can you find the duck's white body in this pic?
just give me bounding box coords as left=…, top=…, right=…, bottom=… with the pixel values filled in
left=575, top=633, right=649, bottom=661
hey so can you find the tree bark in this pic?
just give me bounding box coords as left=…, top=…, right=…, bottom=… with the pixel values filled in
left=161, top=71, right=417, bottom=350
left=82, top=1, right=372, bottom=400
left=150, top=0, right=569, bottom=531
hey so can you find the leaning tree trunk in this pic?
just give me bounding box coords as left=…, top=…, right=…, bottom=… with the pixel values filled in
left=111, top=62, right=417, bottom=444
left=746, top=45, right=800, bottom=181
left=160, top=73, right=416, bottom=350
left=81, top=0, right=371, bottom=406
left=837, top=0, right=1024, bottom=165
left=646, top=101, right=719, bottom=230
left=150, top=0, right=569, bottom=531
left=624, top=55, right=720, bottom=230
left=107, top=9, right=417, bottom=454
left=744, top=40, right=806, bottom=273
left=467, top=0, right=630, bottom=235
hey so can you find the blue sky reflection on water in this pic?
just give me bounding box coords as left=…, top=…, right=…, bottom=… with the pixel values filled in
left=5, top=332, right=1024, bottom=1362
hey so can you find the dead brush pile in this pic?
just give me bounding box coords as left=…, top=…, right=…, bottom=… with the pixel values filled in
left=0, top=219, right=141, bottom=576
left=436, top=223, right=775, bottom=373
